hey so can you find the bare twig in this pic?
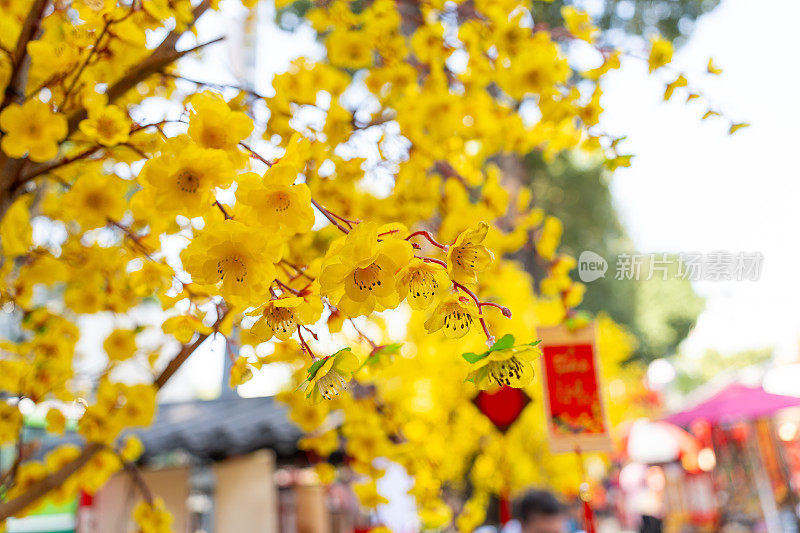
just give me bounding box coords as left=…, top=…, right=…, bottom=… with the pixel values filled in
left=311, top=198, right=350, bottom=234
left=123, top=462, right=153, bottom=504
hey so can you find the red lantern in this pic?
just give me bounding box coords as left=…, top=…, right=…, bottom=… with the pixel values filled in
left=473, top=386, right=531, bottom=432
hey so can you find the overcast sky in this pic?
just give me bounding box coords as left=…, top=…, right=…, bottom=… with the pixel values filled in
left=600, top=0, right=800, bottom=363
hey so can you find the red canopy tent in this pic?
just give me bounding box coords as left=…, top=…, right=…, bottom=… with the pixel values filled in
left=665, top=384, right=800, bottom=531
left=666, top=383, right=800, bottom=426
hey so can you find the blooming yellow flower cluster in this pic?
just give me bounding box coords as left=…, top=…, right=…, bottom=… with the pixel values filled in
left=0, top=0, right=716, bottom=526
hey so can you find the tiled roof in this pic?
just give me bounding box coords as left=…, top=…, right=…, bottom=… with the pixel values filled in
left=37, top=395, right=302, bottom=462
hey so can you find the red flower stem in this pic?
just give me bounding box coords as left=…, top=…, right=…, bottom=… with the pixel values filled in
left=239, top=142, right=274, bottom=166
left=480, top=301, right=513, bottom=317
left=310, top=198, right=350, bottom=234
left=405, top=230, right=448, bottom=251
left=349, top=319, right=378, bottom=349
left=297, top=328, right=318, bottom=361
left=326, top=210, right=359, bottom=228
left=451, top=281, right=492, bottom=341
left=280, top=260, right=315, bottom=281
left=452, top=281, right=511, bottom=317
left=420, top=256, right=448, bottom=268
left=301, top=325, right=319, bottom=341
left=273, top=279, right=302, bottom=296
left=213, top=201, right=232, bottom=220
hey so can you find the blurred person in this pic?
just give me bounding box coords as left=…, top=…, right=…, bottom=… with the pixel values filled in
left=508, top=489, right=569, bottom=533
left=636, top=467, right=665, bottom=533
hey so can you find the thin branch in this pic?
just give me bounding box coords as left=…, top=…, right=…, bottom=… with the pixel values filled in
left=452, top=280, right=498, bottom=344
left=406, top=230, right=448, bottom=251
left=279, top=260, right=315, bottom=281
left=213, top=201, right=232, bottom=220
left=60, top=18, right=113, bottom=109
left=0, top=442, right=104, bottom=519
left=349, top=319, right=378, bottom=349
left=326, top=210, right=358, bottom=228
left=310, top=198, right=349, bottom=234
left=20, top=145, right=102, bottom=183
left=159, top=72, right=267, bottom=99
left=154, top=330, right=213, bottom=389
left=123, top=462, right=153, bottom=504
left=297, top=327, right=318, bottom=361
left=107, top=219, right=155, bottom=259
left=273, top=278, right=302, bottom=296
left=420, top=256, right=447, bottom=268
left=2, top=0, right=49, bottom=109
left=239, top=142, right=274, bottom=166
left=0, top=431, right=28, bottom=491
left=65, top=0, right=218, bottom=136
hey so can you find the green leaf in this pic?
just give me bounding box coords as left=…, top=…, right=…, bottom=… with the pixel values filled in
left=358, top=343, right=402, bottom=371
left=462, top=351, right=489, bottom=364
left=524, top=339, right=542, bottom=347
left=488, top=334, right=515, bottom=352
left=378, top=343, right=403, bottom=355
left=306, top=347, right=351, bottom=380
left=305, top=359, right=327, bottom=379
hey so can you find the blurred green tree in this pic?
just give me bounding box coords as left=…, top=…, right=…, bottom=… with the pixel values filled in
left=532, top=0, right=720, bottom=44
left=521, top=152, right=704, bottom=362
left=672, top=347, right=773, bottom=393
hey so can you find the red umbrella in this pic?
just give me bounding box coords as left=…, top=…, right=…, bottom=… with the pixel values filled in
left=666, top=383, right=800, bottom=427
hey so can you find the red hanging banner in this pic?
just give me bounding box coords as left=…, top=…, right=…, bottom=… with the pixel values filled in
left=538, top=323, right=612, bottom=454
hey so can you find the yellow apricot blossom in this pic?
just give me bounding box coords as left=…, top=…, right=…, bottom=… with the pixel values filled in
left=133, top=498, right=173, bottom=533
left=249, top=291, right=323, bottom=342
left=0, top=402, right=22, bottom=444
left=0, top=99, right=66, bottom=162
left=320, top=222, right=414, bottom=317
left=562, top=6, right=598, bottom=42
left=236, top=168, right=315, bottom=236
left=303, top=348, right=359, bottom=403
left=103, top=328, right=138, bottom=362
left=161, top=314, right=212, bottom=344
left=424, top=296, right=479, bottom=339
left=46, top=409, right=67, bottom=436
left=188, top=91, right=253, bottom=163
left=327, top=29, right=373, bottom=69
left=60, top=172, right=129, bottom=229
left=181, top=219, right=283, bottom=307
left=140, top=139, right=234, bottom=218
left=397, top=258, right=451, bottom=310
left=353, top=480, right=389, bottom=509
left=447, top=222, right=494, bottom=285
left=464, top=335, right=541, bottom=389
left=79, top=101, right=132, bottom=146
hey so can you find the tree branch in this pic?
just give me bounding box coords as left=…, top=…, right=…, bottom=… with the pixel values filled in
left=0, top=321, right=215, bottom=519
left=153, top=331, right=211, bottom=389
left=65, top=0, right=216, bottom=137
left=0, top=442, right=104, bottom=519
left=2, top=0, right=49, bottom=110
